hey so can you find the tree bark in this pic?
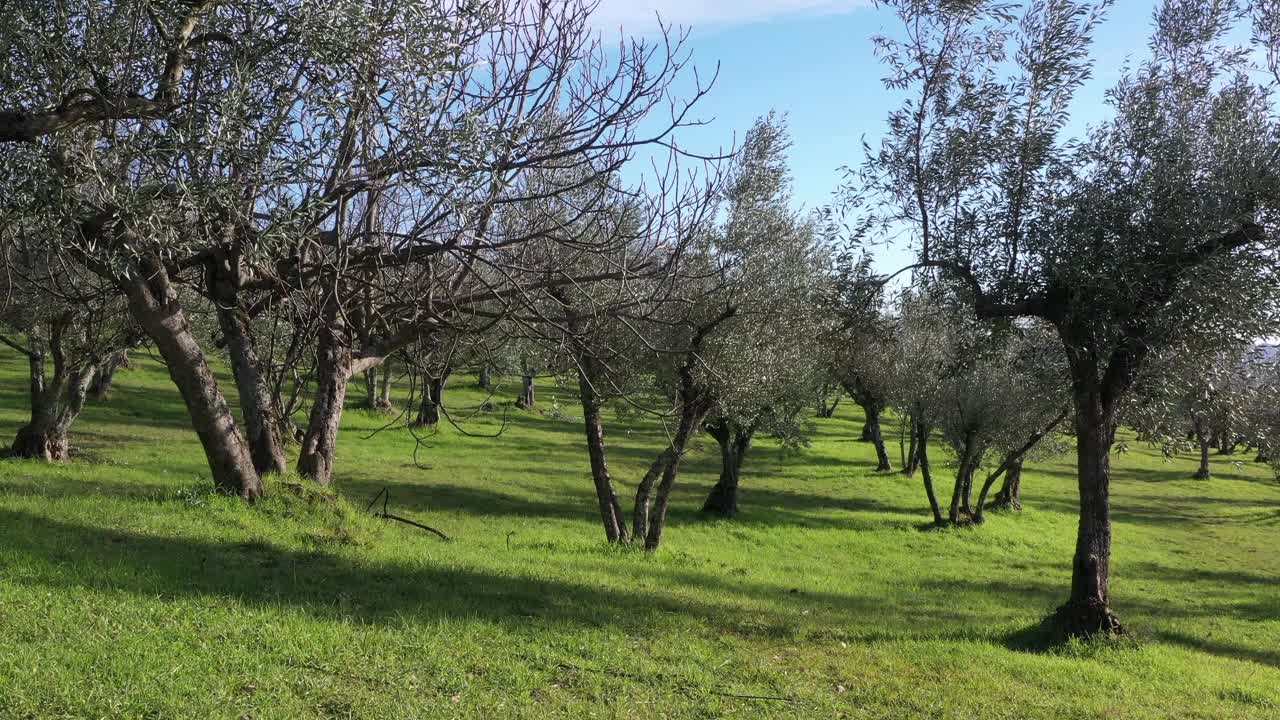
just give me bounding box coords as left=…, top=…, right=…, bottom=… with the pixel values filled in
left=866, top=405, right=892, bottom=471
left=414, top=371, right=448, bottom=427
left=516, top=373, right=536, bottom=409
left=120, top=257, right=262, bottom=499
left=297, top=301, right=353, bottom=486
left=477, top=364, right=493, bottom=391
left=949, top=428, right=982, bottom=524
left=903, top=415, right=920, bottom=477
left=88, top=349, right=128, bottom=400
left=577, top=372, right=629, bottom=544
left=377, top=359, right=393, bottom=408
left=1192, top=417, right=1211, bottom=480
left=701, top=418, right=755, bottom=517
left=9, top=326, right=97, bottom=461
left=917, top=420, right=943, bottom=525
left=643, top=400, right=709, bottom=550
left=215, top=295, right=289, bottom=477
left=991, top=458, right=1023, bottom=510
left=1052, top=377, right=1124, bottom=637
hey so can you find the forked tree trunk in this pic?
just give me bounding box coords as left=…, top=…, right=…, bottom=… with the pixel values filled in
left=903, top=415, right=920, bottom=477
left=949, top=429, right=980, bottom=525
left=215, top=298, right=289, bottom=477
left=297, top=302, right=353, bottom=486
left=121, top=257, right=262, bottom=499
left=701, top=418, right=755, bottom=517
left=992, top=458, right=1023, bottom=510
left=632, top=449, right=675, bottom=541
left=10, top=329, right=97, bottom=461
left=414, top=371, right=448, bottom=427
left=643, top=398, right=710, bottom=550
left=88, top=349, right=128, bottom=400
left=917, top=421, right=943, bottom=525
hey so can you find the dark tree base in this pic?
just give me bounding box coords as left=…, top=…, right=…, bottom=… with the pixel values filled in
left=700, top=486, right=738, bottom=517
left=366, top=399, right=393, bottom=413
left=1050, top=599, right=1124, bottom=639
left=10, top=427, right=69, bottom=462
left=1193, top=468, right=1211, bottom=480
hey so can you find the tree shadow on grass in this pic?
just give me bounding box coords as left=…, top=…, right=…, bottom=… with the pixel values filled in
left=0, top=507, right=893, bottom=639
left=339, top=476, right=928, bottom=535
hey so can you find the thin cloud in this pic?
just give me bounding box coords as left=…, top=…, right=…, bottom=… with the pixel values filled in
left=590, top=0, right=870, bottom=32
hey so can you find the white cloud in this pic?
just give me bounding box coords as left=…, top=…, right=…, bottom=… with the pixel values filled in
left=590, top=0, right=869, bottom=32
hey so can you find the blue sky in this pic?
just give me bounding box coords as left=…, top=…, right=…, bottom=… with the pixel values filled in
left=596, top=0, right=1164, bottom=273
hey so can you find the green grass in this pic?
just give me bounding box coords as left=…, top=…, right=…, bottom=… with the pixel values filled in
left=1, top=349, right=1278, bottom=719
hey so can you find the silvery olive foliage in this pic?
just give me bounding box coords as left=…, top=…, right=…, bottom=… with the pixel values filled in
left=657, top=114, right=825, bottom=446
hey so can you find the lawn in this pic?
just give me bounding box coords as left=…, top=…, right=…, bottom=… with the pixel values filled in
left=0, top=349, right=1277, bottom=719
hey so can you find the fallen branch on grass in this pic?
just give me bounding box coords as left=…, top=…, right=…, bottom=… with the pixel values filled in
left=366, top=487, right=450, bottom=541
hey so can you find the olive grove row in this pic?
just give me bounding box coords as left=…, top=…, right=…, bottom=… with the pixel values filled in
left=2, top=0, right=1279, bottom=639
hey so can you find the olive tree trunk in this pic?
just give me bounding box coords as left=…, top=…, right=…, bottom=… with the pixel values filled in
left=88, top=349, right=129, bottom=400
left=916, top=419, right=943, bottom=525
left=1192, top=417, right=1211, bottom=480
left=414, top=371, right=449, bottom=427
left=1051, top=371, right=1125, bottom=637
left=701, top=417, right=756, bottom=517
left=121, top=257, right=262, bottom=499
left=9, top=320, right=97, bottom=461
left=297, top=302, right=353, bottom=486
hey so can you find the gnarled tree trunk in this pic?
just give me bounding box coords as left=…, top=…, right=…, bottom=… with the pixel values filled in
left=377, top=359, right=393, bottom=408
left=992, top=458, right=1023, bottom=510
left=9, top=321, right=97, bottom=461
left=88, top=349, right=129, bottom=400
left=701, top=417, right=755, bottom=517
left=297, top=301, right=353, bottom=486
left=576, top=370, right=629, bottom=544
left=1051, top=369, right=1124, bottom=638
left=213, top=289, right=289, bottom=477
left=121, top=257, right=262, bottom=499
left=414, top=371, right=449, bottom=427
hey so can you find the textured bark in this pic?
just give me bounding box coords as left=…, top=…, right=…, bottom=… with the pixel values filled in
left=9, top=328, right=96, bottom=461
left=577, top=373, right=629, bottom=544
left=903, top=415, right=920, bottom=477
left=88, top=349, right=128, bottom=400
left=214, top=290, right=289, bottom=477
left=1054, top=381, right=1124, bottom=637
left=869, top=411, right=892, bottom=472
left=297, top=302, right=353, bottom=486
left=477, top=365, right=493, bottom=391
left=631, top=449, right=674, bottom=541
left=917, top=420, right=943, bottom=525
left=121, top=257, right=262, bottom=499
left=949, top=428, right=981, bottom=524
left=992, top=458, right=1023, bottom=510
left=643, top=400, right=708, bottom=550
left=701, top=418, right=755, bottom=517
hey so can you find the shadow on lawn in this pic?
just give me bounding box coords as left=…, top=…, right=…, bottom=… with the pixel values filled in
left=340, top=476, right=927, bottom=534
left=0, top=507, right=895, bottom=639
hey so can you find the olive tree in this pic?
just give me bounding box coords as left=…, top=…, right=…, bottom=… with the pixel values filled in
left=855, top=0, right=1280, bottom=635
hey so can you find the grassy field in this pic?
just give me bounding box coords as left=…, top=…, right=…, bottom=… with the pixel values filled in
left=0, top=349, right=1278, bottom=719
